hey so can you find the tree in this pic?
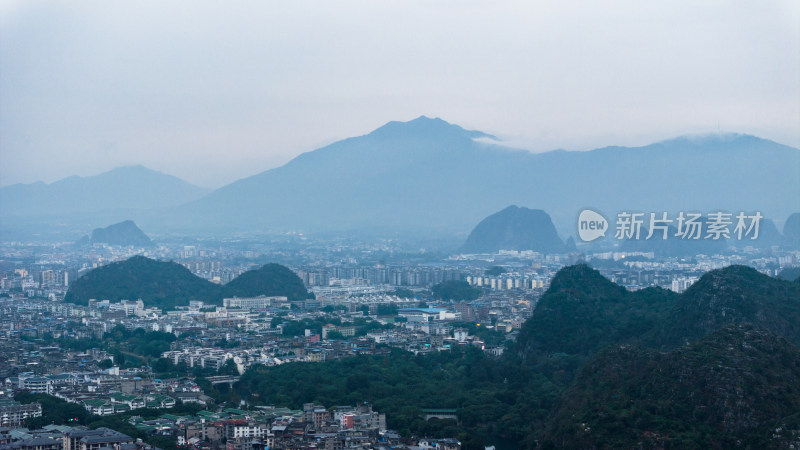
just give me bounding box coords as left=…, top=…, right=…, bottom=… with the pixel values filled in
left=377, top=303, right=398, bottom=316
left=218, top=359, right=240, bottom=376
left=485, top=266, right=507, bottom=276
left=432, top=280, right=480, bottom=301
left=98, top=359, right=113, bottom=369
left=326, top=330, right=345, bottom=340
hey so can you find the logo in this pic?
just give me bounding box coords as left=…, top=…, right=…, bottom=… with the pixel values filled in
left=578, top=209, right=608, bottom=242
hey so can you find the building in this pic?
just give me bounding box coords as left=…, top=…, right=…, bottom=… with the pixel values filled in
left=222, top=296, right=287, bottom=311
left=0, top=402, right=42, bottom=427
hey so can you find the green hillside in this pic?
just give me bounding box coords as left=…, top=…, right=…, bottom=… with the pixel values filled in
left=64, top=256, right=309, bottom=308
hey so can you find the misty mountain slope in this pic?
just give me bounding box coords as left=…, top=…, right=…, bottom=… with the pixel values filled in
left=87, top=220, right=153, bottom=247
left=462, top=205, right=565, bottom=253
left=0, top=165, right=208, bottom=217
left=172, top=117, right=800, bottom=234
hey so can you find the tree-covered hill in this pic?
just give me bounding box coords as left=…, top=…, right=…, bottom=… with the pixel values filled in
left=64, top=256, right=222, bottom=308
left=655, top=265, right=800, bottom=347
left=64, top=256, right=310, bottom=308
left=777, top=265, right=800, bottom=282
left=514, top=264, right=678, bottom=358
left=543, top=325, right=800, bottom=449
left=223, top=263, right=309, bottom=301
left=227, top=263, right=800, bottom=448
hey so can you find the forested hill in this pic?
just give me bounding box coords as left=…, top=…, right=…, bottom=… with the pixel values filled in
left=64, top=256, right=221, bottom=309
left=543, top=325, right=800, bottom=449
left=514, top=264, right=800, bottom=361
left=64, top=256, right=309, bottom=308
left=229, top=263, right=800, bottom=449
left=224, top=263, right=309, bottom=301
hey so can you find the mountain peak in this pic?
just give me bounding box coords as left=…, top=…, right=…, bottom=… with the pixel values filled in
left=90, top=220, right=153, bottom=247
left=368, top=116, right=494, bottom=140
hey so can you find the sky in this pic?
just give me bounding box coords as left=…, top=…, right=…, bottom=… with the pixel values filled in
left=1, top=1, right=798, bottom=189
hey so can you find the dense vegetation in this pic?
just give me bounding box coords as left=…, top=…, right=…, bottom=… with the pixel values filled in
left=223, top=263, right=308, bottom=301
left=235, top=347, right=524, bottom=448
left=778, top=265, right=800, bottom=281
left=233, top=264, right=800, bottom=448
left=544, top=326, right=800, bottom=449
left=64, top=256, right=222, bottom=308
left=515, top=264, right=678, bottom=357
left=431, top=280, right=480, bottom=301
left=14, top=392, right=199, bottom=450
left=484, top=266, right=506, bottom=276
left=64, top=256, right=309, bottom=308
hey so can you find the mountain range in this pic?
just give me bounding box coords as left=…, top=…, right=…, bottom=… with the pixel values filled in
left=2, top=117, right=798, bottom=239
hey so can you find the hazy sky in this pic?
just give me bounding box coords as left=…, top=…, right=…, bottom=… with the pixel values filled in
left=1, top=1, right=798, bottom=188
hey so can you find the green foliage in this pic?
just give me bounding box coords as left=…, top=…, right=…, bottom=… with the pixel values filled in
left=377, top=303, right=398, bottom=316
left=484, top=266, right=506, bottom=276
left=64, top=256, right=309, bottom=309
left=450, top=322, right=508, bottom=346
left=542, top=326, right=800, bottom=449
left=225, top=264, right=800, bottom=448
left=513, top=264, right=678, bottom=359
left=14, top=392, right=91, bottom=427
left=390, top=288, right=416, bottom=298
left=217, top=358, right=240, bottom=376
left=655, top=265, right=800, bottom=348
left=777, top=266, right=800, bottom=282
left=325, top=330, right=345, bottom=340
left=322, top=305, right=347, bottom=313
left=223, top=263, right=309, bottom=300
left=235, top=347, right=529, bottom=443
left=64, top=256, right=222, bottom=308
left=431, top=280, right=480, bottom=301
left=104, top=326, right=177, bottom=360
left=97, top=359, right=113, bottom=369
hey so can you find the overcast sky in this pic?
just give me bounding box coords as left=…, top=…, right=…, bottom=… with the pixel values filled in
left=1, top=1, right=798, bottom=189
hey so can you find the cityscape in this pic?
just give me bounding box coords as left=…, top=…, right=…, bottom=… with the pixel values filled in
left=1, top=1, right=799, bottom=449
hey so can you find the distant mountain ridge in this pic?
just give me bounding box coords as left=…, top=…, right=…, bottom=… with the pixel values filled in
left=64, top=256, right=310, bottom=309
left=0, top=165, right=207, bottom=224
left=3, top=118, right=798, bottom=238
left=170, top=117, right=800, bottom=235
